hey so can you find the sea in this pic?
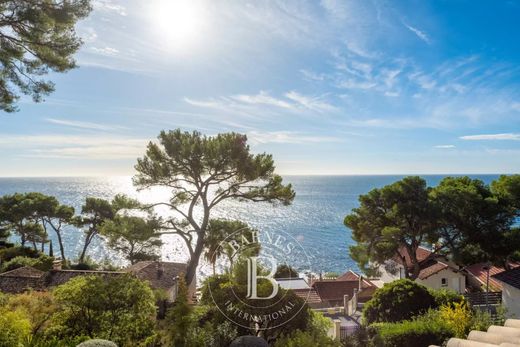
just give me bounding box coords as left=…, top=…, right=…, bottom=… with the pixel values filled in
left=0, top=175, right=501, bottom=279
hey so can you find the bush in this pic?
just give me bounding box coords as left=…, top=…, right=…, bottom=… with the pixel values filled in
left=363, top=279, right=436, bottom=324
left=77, top=339, right=118, bottom=347
left=0, top=309, right=32, bottom=347
left=429, top=288, right=466, bottom=307
left=373, top=314, right=452, bottom=347
left=0, top=245, right=40, bottom=262
left=438, top=302, right=472, bottom=338
left=1, top=254, right=53, bottom=272
left=51, top=274, right=156, bottom=347
left=341, top=326, right=381, bottom=347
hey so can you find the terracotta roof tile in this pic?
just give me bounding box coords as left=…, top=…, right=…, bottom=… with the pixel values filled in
left=466, top=263, right=519, bottom=291
left=292, top=288, right=322, bottom=304
left=337, top=270, right=360, bottom=281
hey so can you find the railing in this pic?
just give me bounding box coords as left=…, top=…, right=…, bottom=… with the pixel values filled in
left=464, top=291, right=502, bottom=306
left=340, top=325, right=359, bottom=340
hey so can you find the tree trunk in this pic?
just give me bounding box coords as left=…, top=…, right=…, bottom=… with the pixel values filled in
left=57, top=233, right=66, bottom=261
left=79, top=232, right=93, bottom=263
left=185, top=233, right=205, bottom=290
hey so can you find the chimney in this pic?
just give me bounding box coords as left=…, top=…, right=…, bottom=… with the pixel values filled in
left=319, top=272, right=323, bottom=281
left=52, top=259, right=62, bottom=271
left=157, top=262, right=164, bottom=279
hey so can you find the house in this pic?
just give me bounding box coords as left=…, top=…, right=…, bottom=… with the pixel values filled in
left=276, top=277, right=311, bottom=290
left=492, top=266, right=520, bottom=318
left=378, top=246, right=466, bottom=293
left=310, top=270, right=377, bottom=307
left=125, top=261, right=193, bottom=302
left=465, top=262, right=519, bottom=292
left=0, top=260, right=191, bottom=303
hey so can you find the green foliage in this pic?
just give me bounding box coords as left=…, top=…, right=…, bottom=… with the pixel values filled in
left=373, top=313, right=453, bottom=347
left=51, top=274, right=156, bottom=347
left=200, top=263, right=310, bottom=341
left=429, top=288, right=466, bottom=307
left=204, top=219, right=259, bottom=274
left=76, top=339, right=118, bottom=347
left=341, top=326, right=381, bottom=347
left=133, top=129, right=295, bottom=286
left=164, top=276, right=192, bottom=347
left=100, top=215, right=162, bottom=264
left=274, top=264, right=299, bottom=279
left=345, top=176, right=436, bottom=279
left=1, top=254, right=53, bottom=272
left=0, top=246, right=40, bottom=262
left=183, top=320, right=238, bottom=347
left=273, top=330, right=340, bottom=347
left=363, top=279, right=436, bottom=324
left=346, top=175, right=520, bottom=276
left=5, top=291, right=55, bottom=335
left=0, top=309, right=32, bottom=347
left=0, top=0, right=92, bottom=112
left=437, top=302, right=472, bottom=338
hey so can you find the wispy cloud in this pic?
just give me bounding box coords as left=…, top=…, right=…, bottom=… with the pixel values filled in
left=403, top=23, right=430, bottom=44
left=0, top=135, right=148, bottom=160
left=46, top=118, right=126, bottom=131
left=247, top=131, right=342, bottom=145
left=186, top=90, right=336, bottom=116
left=460, top=133, right=520, bottom=141
left=90, top=46, right=120, bottom=57
left=434, top=144, right=456, bottom=149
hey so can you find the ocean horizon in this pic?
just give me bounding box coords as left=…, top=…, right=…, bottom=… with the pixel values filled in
left=0, top=174, right=503, bottom=279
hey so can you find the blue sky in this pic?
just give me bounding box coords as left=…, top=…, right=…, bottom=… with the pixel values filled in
left=1, top=0, right=519, bottom=176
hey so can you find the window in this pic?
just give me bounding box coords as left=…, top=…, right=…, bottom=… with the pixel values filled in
left=441, top=278, right=447, bottom=287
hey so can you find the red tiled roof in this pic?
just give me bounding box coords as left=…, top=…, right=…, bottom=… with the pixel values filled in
left=417, top=259, right=449, bottom=280
left=337, top=270, right=360, bottom=281
left=492, top=266, right=520, bottom=291
left=312, top=280, right=360, bottom=302
left=395, top=246, right=433, bottom=268
left=466, top=263, right=519, bottom=291
left=292, top=288, right=322, bottom=304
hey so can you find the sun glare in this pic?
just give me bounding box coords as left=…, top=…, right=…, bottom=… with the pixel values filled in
left=150, top=0, right=206, bottom=49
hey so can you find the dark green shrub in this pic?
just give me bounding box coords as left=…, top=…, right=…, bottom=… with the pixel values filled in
left=0, top=245, right=40, bottom=262
left=363, top=279, right=435, bottom=324
left=1, top=254, right=53, bottom=272
left=373, top=315, right=452, bottom=347
left=429, top=288, right=466, bottom=307
left=77, top=339, right=118, bottom=347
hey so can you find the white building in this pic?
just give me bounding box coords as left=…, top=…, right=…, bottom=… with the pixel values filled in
left=493, top=267, right=520, bottom=318
left=378, top=246, right=466, bottom=293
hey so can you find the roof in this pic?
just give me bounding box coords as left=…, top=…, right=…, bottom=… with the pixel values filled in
left=312, top=280, right=361, bottom=302
left=493, top=267, right=520, bottom=290
left=394, top=245, right=458, bottom=280
left=466, top=262, right=519, bottom=291
left=125, top=261, right=187, bottom=290
left=337, top=270, right=360, bottom=281
left=292, top=288, right=322, bottom=304
left=276, top=278, right=310, bottom=290
left=0, top=266, right=45, bottom=278
left=395, top=246, right=433, bottom=268
left=417, top=259, right=450, bottom=280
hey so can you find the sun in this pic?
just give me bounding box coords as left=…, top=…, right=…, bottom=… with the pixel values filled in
left=150, top=0, right=206, bottom=49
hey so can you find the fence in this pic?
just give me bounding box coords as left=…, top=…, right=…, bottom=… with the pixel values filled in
left=340, top=325, right=359, bottom=340
left=464, top=292, right=502, bottom=306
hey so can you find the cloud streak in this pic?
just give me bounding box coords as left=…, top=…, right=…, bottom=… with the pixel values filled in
left=460, top=133, right=520, bottom=141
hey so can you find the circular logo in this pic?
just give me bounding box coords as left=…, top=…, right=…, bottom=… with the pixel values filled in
left=207, top=227, right=312, bottom=330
